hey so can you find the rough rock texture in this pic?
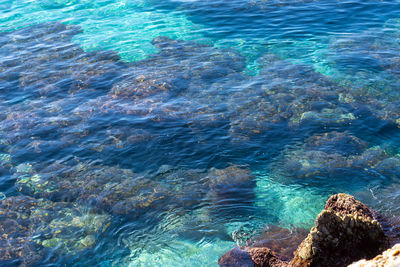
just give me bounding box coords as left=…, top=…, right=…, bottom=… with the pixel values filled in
left=348, top=243, right=400, bottom=267
left=219, top=194, right=390, bottom=267
left=218, top=247, right=254, bottom=267
left=0, top=196, right=110, bottom=266
left=324, top=193, right=374, bottom=219
left=250, top=226, right=308, bottom=261
left=219, top=226, right=307, bottom=267
left=290, top=193, right=389, bottom=267
left=249, top=247, right=288, bottom=267
left=218, top=247, right=287, bottom=267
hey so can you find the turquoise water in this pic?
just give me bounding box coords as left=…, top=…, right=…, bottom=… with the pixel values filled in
left=1, top=0, right=400, bottom=266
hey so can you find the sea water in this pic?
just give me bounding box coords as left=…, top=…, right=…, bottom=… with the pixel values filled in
left=1, top=0, right=400, bottom=266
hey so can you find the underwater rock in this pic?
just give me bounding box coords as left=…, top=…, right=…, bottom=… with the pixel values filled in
left=110, top=36, right=245, bottom=103
left=19, top=45, right=125, bottom=96
left=0, top=22, right=81, bottom=91
left=149, top=36, right=246, bottom=81
left=304, top=132, right=367, bottom=157
left=220, top=225, right=308, bottom=266
left=326, top=26, right=400, bottom=127
left=103, top=127, right=153, bottom=150
left=0, top=153, right=12, bottom=175
left=290, top=193, right=389, bottom=267
left=224, top=223, right=309, bottom=265
left=109, top=70, right=177, bottom=100
left=271, top=131, right=400, bottom=184
left=15, top=161, right=256, bottom=218
left=0, top=196, right=110, bottom=266
left=218, top=246, right=288, bottom=267
left=0, top=100, right=82, bottom=156
left=349, top=146, right=389, bottom=168
left=272, top=132, right=364, bottom=180
left=348, top=243, right=400, bottom=267
left=206, top=165, right=256, bottom=201
left=0, top=196, right=43, bottom=266
left=14, top=162, right=171, bottom=218
left=147, top=164, right=257, bottom=212
left=106, top=37, right=246, bottom=129
left=0, top=99, right=77, bottom=150
left=295, top=108, right=355, bottom=127
left=347, top=145, right=400, bottom=181
left=2, top=25, right=248, bottom=153
left=227, top=54, right=350, bottom=140
left=249, top=226, right=309, bottom=262
left=0, top=22, right=127, bottom=100
left=373, top=157, right=400, bottom=180
left=0, top=22, right=134, bottom=158
left=329, top=27, right=400, bottom=82
left=218, top=247, right=254, bottom=267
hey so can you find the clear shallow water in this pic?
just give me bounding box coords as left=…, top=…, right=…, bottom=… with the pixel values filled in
left=1, top=0, right=400, bottom=266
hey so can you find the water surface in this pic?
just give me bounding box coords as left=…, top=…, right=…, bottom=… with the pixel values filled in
left=1, top=0, right=400, bottom=266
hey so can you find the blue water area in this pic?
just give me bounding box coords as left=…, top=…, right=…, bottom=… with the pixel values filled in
left=1, top=0, right=400, bottom=266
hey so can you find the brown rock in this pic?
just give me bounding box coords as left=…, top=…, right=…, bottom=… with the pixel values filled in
left=251, top=226, right=308, bottom=261
left=249, top=247, right=288, bottom=267
left=218, top=247, right=289, bottom=267
left=324, top=193, right=374, bottom=219
left=290, top=193, right=389, bottom=267
left=219, top=226, right=306, bottom=267
left=218, top=247, right=254, bottom=267
left=348, top=243, right=400, bottom=267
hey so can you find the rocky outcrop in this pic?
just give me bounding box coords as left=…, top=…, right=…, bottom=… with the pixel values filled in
left=219, top=193, right=390, bottom=267
left=290, top=193, right=389, bottom=267
left=348, top=243, right=400, bottom=267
